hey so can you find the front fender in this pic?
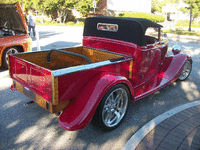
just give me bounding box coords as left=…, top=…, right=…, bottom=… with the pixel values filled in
left=58, top=72, right=133, bottom=131
left=162, top=53, right=192, bottom=81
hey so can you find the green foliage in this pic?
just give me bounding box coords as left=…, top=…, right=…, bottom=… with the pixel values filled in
left=180, top=0, right=200, bottom=18
left=151, top=0, right=179, bottom=13
left=0, top=0, right=38, bottom=11
left=151, top=0, right=163, bottom=13
left=117, top=12, right=165, bottom=23
left=35, top=16, right=51, bottom=23
left=180, top=0, right=200, bottom=31
left=38, top=0, right=78, bottom=23
left=75, top=0, right=99, bottom=16
left=0, top=0, right=18, bottom=3
left=35, top=17, right=85, bottom=26
left=176, top=20, right=200, bottom=28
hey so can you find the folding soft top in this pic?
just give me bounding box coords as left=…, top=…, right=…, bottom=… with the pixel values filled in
left=83, top=16, right=163, bottom=46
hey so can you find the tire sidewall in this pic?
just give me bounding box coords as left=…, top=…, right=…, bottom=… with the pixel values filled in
left=93, top=84, right=130, bottom=131
left=178, top=60, right=192, bottom=81
left=2, top=47, right=19, bottom=69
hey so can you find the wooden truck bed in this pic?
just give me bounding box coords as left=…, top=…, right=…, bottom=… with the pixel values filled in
left=9, top=46, right=131, bottom=114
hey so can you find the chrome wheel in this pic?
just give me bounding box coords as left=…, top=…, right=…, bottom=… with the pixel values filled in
left=178, top=60, right=192, bottom=81
left=102, top=87, right=128, bottom=127
left=3, top=47, right=19, bottom=69
left=92, top=84, right=130, bottom=131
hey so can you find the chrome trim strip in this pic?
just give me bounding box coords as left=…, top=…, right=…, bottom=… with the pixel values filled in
left=52, top=60, right=111, bottom=77
left=52, top=58, right=132, bottom=77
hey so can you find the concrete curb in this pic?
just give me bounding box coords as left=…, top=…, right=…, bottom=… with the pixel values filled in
left=122, top=100, right=200, bottom=150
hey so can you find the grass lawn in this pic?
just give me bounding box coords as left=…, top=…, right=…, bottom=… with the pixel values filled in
left=162, top=28, right=200, bottom=36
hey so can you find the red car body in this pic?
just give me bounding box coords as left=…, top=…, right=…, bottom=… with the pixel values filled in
left=9, top=17, right=192, bottom=131
left=0, top=2, right=32, bottom=68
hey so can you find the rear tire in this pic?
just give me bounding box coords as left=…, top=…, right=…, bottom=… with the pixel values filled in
left=177, top=60, right=192, bottom=81
left=3, top=47, right=19, bottom=69
left=92, top=84, right=130, bottom=131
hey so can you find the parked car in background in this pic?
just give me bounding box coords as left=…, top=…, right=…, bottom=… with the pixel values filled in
left=0, top=2, right=32, bottom=69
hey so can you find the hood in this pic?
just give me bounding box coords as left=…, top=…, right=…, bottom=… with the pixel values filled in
left=0, top=2, right=28, bottom=34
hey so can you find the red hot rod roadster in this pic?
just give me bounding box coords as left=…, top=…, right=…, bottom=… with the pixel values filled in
left=9, top=17, right=192, bottom=131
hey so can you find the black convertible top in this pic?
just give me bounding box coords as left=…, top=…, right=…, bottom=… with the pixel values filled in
left=83, top=16, right=163, bottom=46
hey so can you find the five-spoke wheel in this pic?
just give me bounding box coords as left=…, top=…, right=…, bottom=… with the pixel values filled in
left=93, top=84, right=130, bottom=131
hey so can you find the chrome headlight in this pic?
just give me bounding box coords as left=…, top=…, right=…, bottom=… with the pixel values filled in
left=172, top=45, right=181, bottom=55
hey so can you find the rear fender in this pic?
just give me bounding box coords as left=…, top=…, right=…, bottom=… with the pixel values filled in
left=58, top=72, right=134, bottom=131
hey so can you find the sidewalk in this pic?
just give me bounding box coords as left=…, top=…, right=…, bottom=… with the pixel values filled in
left=160, top=21, right=200, bottom=43
left=122, top=101, right=200, bottom=150
left=167, top=34, right=200, bottom=44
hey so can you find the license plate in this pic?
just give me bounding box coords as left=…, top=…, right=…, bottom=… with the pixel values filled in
left=23, top=87, right=36, bottom=101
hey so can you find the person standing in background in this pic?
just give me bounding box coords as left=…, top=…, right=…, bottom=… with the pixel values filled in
left=28, top=12, right=36, bottom=38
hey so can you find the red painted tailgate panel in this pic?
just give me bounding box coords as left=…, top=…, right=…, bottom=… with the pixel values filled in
left=9, top=55, right=52, bottom=102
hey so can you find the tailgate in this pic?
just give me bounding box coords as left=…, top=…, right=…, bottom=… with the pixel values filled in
left=8, top=54, right=60, bottom=112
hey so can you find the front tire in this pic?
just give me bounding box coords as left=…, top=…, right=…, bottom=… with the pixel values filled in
left=177, top=60, right=192, bottom=81
left=92, top=84, right=130, bottom=131
left=3, top=47, right=19, bottom=69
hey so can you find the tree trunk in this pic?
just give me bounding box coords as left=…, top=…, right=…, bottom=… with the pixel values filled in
left=63, top=15, right=67, bottom=23
left=188, top=6, right=192, bottom=31
left=62, top=11, right=67, bottom=23
left=57, top=10, right=62, bottom=24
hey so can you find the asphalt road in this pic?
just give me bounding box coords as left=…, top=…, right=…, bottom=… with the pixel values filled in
left=0, top=26, right=200, bottom=150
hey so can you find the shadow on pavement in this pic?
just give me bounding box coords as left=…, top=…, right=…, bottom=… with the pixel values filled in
left=0, top=66, right=6, bottom=73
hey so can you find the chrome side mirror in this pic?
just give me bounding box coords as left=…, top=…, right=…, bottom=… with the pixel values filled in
left=172, top=45, right=181, bottom=55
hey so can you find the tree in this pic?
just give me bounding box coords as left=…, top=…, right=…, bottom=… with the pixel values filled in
left=0, top=0, right=39, bottom=15
left=75, top=0, right=99, bottom=16
left=151, top=0, right=179, bottom=13
left=180, top=0, right=200, bottom=31
left=151, top=0, right=162, bottom=13
left=38, top=0, right=78, bottom=23
left=58, top=0, right=78, bottom=23
left=0, top=0, right=18, bottom=3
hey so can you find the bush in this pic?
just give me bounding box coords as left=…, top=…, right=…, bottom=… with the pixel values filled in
left=117, top=12, right=165, bottom=23
left=35, top=16, right=51, bottom=24
left=35, top=16, right=85, bottom=27
left=66, top=15, right=76, bottom=22
left=66, top=21, right=75, bottom=26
